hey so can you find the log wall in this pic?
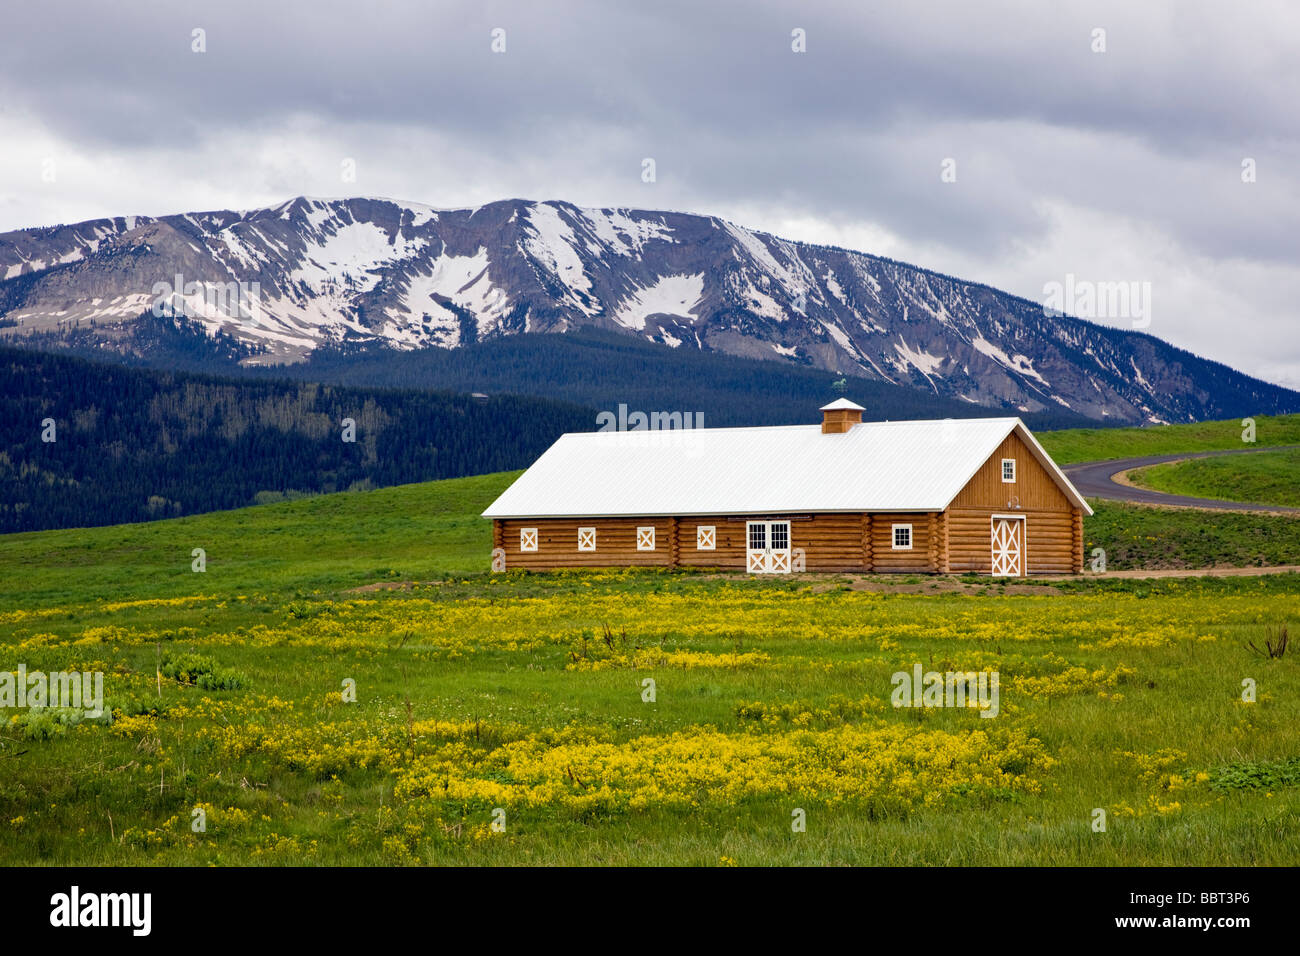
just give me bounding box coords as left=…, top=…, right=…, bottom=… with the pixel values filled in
left=494, top=512, right=943, bottom=572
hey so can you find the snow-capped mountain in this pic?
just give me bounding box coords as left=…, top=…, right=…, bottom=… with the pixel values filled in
left=0, top=196, right=1294, bottom=424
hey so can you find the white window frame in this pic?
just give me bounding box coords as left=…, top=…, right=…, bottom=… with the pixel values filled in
left=577, top=526, right=597, bottom=552
left=1001, top=458, right=1016, bottom=483
left=696, top=525, right=716, bottom=550
left=520, top=528, right=538, bottom=552
left=892, top=523, right=913, bottom=551
left=636, top=526, right=656, bottom=551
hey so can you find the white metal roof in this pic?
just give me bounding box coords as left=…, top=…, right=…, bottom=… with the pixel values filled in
left=482, top=417, right=1093, bottom=519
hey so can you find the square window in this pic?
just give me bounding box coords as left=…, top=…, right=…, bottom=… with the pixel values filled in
left=577, top=527, right=597, bottom=552
left=892, top=524, right=912, bottom=550
left=636, top=526, right=656, bottom=551
left=520, top=528, right=538, bottom=552
left=696, top=525, right=716, bottom=550
left=1001, top=458, right=1016, bottom=483
left=770, top=522, right=789, bottom=551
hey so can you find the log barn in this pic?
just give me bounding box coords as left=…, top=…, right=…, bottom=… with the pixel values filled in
left=483, top=400, right=1091, bottom=576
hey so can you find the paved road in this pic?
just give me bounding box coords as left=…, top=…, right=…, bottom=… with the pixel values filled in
left=1062, top=445, right=1300, bottom=513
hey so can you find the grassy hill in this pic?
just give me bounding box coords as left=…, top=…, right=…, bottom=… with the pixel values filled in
left=3, top=466, right=1299, bottom=619
left=0, top=471, right=516, bottom=610
left=1129, top=448, right=1300, bottom=509
left=1038, top=413, right=1300, bottom=464
left=1083, top=501, right=1300, bottom=570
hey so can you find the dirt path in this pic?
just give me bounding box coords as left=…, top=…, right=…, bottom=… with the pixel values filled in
left=1052, top=564, right=1300, bottom=580
left=1063, top=446, right=1300, bottom=514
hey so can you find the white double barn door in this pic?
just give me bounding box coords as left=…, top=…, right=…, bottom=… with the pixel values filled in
left=990, top=515, right=1025, bottom=577
left=747, top=520, right=791, bottom=574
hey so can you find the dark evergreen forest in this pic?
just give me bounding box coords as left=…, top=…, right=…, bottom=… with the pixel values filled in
left=0, top=345, right=593, bottom=533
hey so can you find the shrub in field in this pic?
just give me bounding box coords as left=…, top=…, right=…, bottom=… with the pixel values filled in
left=112, top=695, right=171, bottom=718
left=286, top=602, right=327, bottom=620
left=8, top=707, right=103, bottom=741
left=160, top=652, right=249, bottom=691
left=1208, top=757, right=1300, bottom=792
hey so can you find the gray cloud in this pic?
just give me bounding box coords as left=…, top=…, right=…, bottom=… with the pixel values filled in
left=1, top=0, right=1296, bottom=385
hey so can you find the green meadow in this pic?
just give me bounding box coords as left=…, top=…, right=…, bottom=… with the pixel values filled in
left=1036, top=413, right=1300, bottom=464
left=1130, top=448, right=1300, bottom=509
left=1, top=468, right=1296, bottom=866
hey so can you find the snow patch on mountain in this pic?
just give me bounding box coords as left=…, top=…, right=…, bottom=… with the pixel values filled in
left=738, top=278, right=788, bottom=321
left=823, top=270, right=847, bottom=305
left=972, top=334, right=1048, bottom=385
left=1130, top=357, right=1152, bottom=391
left=215, top=229, right=264, bottom=272
left=724, top=222, right=810, bottom=295
left=581, top=208, right=674, bottom=257
left=893, top=334, right=945, bottom=381
left=381, top=305, right=459, bottom=348
left=820, top=319, right=859, bottom=357
left=291, top=221, right=425, bottom=293
left=523, top=203, right=595, bottom=311
left=400, top=248, right=511, bottom=341
left=402, top=202, right=440, bottom=229
left=615, top=273, right=705, bottom=330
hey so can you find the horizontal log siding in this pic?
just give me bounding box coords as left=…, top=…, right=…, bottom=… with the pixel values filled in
left=676, top=517, right=746, bottom=570
left=800, top=513, right=881, bottom=572
left=495, top=512, right=944, bottom=572
left=946, top=509, right=1076, bottom=575
left=496, top=518, right=675, bottom=569
left=1024, top=511, right=1077, bottom=574
left=871, top=514, right=937, bottom=572
left=1071, top=508, right=1085, bottom=573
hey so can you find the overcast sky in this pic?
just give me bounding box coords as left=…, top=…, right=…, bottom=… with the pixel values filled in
left=1, top=0, right=1296, bottom=387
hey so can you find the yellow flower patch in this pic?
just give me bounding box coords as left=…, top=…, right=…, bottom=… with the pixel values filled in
left=1013, top=665, right=1136, bottom=699
left=393, top=722, right=1054, bottom=815
left=567, top=648, right=770, bottom=671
